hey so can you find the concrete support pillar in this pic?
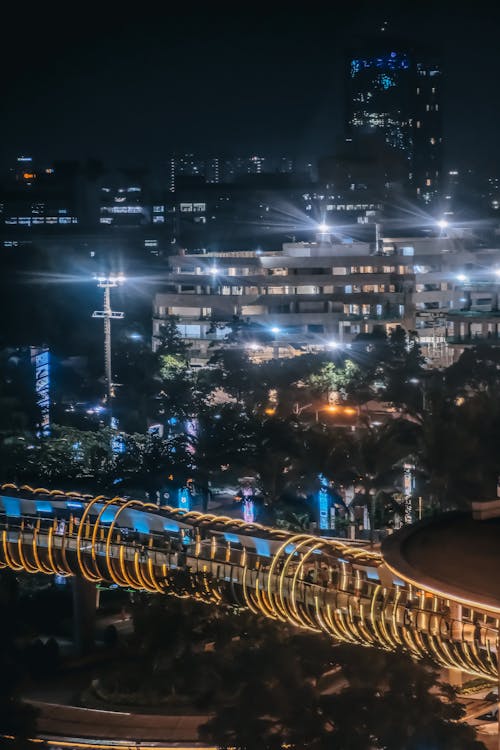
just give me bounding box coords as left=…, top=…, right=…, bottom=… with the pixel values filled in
left=72, top=575, right=98, bottom=655
left=447, top=601, right=464, bottom=687
left=377, top=563, right=394, bottom=590
left=446, top=667, right=463, bottom=687
left=450, top=601, right=462, bottom=637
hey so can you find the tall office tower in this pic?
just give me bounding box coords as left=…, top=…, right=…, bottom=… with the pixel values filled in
left=169, top=154, right=206, bottom=191
left=345, top=41, right=442, bottom=204
left=205, top=157, right=220, bottom=184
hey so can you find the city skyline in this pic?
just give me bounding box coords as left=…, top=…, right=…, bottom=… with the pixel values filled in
left=2, top=1, right=500, bottom=173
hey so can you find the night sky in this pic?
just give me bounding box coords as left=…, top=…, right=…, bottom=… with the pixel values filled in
left=2, top=1, right=499, bottom=172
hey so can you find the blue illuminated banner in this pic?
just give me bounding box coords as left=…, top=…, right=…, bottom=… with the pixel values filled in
left=177, top=488, right=191, bottom=511
left=318, top=487, right=329, bottom=530
left=317, top=474, right=332, bottom=531
left=31, top=347, right=50, bottom=437
left=111, top=434, right=126, bottom=454
left=243, top=499, right=255, bottom=523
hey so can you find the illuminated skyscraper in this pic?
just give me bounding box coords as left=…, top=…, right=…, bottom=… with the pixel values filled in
left=345, top=41, right=442, bottom=203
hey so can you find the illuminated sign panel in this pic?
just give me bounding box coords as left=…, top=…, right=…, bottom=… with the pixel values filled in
left=31, top=348, right=50, bottom=437
left=318, top=487, right=329, bottom=530
left=403, top=462, right=415, bottom=524
left=317, top=475, right=331, bottom=531
left=177, top=488, right=191, bottom=511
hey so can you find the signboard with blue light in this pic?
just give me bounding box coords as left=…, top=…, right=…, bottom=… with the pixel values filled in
left=317, top=474, right=331, bottom=531
left=177, top=488, right=191, bottom=511
left=31, top=347, right=50, bottom=437
left=318, top=487, right=329, bottom=530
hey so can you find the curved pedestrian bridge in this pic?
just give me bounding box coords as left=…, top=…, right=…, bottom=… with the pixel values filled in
left=0, top=484, right=498, bottom=682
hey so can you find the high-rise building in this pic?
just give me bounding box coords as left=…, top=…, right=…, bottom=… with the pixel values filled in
left=345, top=41, right=442, bottom=204
left=169, top=154, right=207, bottom=192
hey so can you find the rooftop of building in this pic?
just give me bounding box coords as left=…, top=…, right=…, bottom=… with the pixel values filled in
left=382, top=511, right=500, bottom=614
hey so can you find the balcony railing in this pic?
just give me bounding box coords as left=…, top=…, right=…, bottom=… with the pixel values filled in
left=447, top=309, right=500, bottom=318
left=446, top=334, right=500, bottom=345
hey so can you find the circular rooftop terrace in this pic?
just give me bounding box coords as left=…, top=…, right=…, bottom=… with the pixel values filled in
left=382, top=511, right=500, bottom=614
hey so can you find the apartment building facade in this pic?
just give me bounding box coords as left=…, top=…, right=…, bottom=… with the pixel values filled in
left=153, top=238, right=415, bottom=365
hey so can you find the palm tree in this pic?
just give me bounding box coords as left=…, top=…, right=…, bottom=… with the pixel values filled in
left=395, top=389, right=499, bottom=512
left=186, top=404, right=258, bottom=511
left=249, top=415, right=305, bottom=509
left=325, top=421, right=407, bottom=544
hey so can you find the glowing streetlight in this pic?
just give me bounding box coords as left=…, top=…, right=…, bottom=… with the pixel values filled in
left=328, top=340, right=339, bottom=349
left=437, top=219, right=449, bottom=230
left=314, top=404, right=358, bottom=422
left=456, top=274, right=468, bottom=283
left=92, top=275, right=125, bottom=420
left=317, top=223, right=330, bottom=234
left=270, top=326, right=281, bottom=359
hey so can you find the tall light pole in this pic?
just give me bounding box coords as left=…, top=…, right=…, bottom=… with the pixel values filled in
left=270, top=326, right=281, bottom=359
left=437, top=218, right=449, bottom=236
left=92, top=275, right=125, bottom=422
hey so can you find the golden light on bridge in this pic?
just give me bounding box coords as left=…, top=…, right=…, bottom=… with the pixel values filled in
left=0, top=483, right=498, bottom=683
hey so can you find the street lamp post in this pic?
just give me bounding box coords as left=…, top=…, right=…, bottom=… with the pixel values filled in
left=317, top=223, right=332, bottom=243
left=271, top=326, right=281, bottom=359
left=409, top=377, right=427, bottom=411
left=92, top=275, right=125, bottom=422
left=437, top=218, right=449, bottom=236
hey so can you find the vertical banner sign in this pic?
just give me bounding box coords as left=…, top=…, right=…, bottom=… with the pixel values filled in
left=31, top=348, right=50, bottom=437
left=403, top=463, right=415, bottom=524
left=363, top=504, right=370, bottom=531
left=243, top=500, right=255, bottom=524
left=177, top=487, right=191, bottom=511
left=241, top=487, right=255, bottom=523
left=317, top=474, right=330, bottom=531
left=329, top=506, right=336, bottom=531
left=185, top=419, right=198, bottom=455
left=111, top=434, right=126, bottom=454
left=343, top=485, right=355, bottom=524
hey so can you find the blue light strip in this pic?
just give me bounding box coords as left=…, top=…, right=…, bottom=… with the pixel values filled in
left=35, top=500, right=53, bottom=513
left=0, top=496, right=21, bottom=517
left=163, top=520, right=180, bottom=532
left=255, top=538, right=271, bottom=557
